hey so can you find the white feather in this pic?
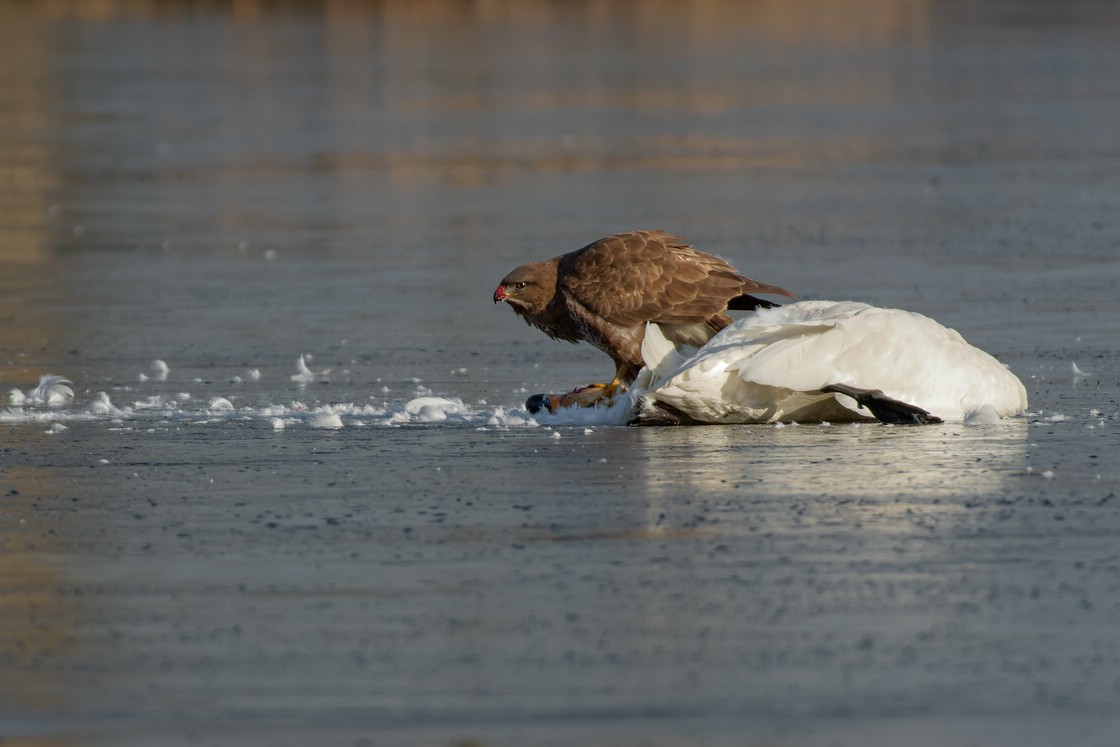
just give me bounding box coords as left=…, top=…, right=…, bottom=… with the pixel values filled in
left=291, top=355, right=315, bottom=383
left=12, top=375, right=75, bottom=407
left=632, top=300, right=1027, bottom=424
left=291, top=355, right=329, bottom=383
left=642, top=323, right=687, bottom=379
left=151, top=360, right=170, bottom=381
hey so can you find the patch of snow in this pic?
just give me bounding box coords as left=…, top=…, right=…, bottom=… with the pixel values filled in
left=208, top=397, right=235, bottom=412
left=401, top=396, right=469, bottom=423
left=309, top=408, right=345, bottom=429
left=88, top=392, right=127, bottom=418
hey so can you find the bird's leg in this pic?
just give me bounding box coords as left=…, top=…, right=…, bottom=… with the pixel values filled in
left=600, top=362, right=631, bottom=399
left=564, top=362, right=629, bottom=402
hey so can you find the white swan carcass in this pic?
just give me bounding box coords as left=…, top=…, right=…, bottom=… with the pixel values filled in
left=626, top=300, right=1027, bottom=424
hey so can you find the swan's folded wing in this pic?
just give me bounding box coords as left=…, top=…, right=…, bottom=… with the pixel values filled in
left=734, top=306, right=1026, bottom=421
left=639, top=301, right=1027, bottom=424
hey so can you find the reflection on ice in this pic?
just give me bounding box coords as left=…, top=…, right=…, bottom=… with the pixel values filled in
left=625, top=418, right=1031, bottom=502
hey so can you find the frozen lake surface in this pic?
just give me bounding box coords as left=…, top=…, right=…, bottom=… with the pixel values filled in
left=1, top=1, right=1119, bottom=745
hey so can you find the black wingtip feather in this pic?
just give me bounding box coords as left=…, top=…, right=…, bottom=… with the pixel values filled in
left=727, top=294, right=784, bottom=311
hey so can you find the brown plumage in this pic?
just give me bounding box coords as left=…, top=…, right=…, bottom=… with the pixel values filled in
left=493, top=230, right=794, bottom=388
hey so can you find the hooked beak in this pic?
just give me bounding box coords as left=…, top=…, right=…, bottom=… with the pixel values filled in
left=493, top=284, right=507, bottom=303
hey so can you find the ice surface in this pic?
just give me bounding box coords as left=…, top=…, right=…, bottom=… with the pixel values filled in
left=1, top=379, right=565, bottom=430
left=3, top=374, right=1052, bottom=435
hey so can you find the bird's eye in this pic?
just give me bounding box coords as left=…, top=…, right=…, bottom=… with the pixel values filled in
left=515, top=282, right=527, bottom=289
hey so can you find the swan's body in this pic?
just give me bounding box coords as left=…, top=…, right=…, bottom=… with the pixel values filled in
left=626, top=300, right=1027, bottom=424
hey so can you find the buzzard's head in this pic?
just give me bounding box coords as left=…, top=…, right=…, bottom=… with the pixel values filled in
left=493, top=261, right=555, bottom=318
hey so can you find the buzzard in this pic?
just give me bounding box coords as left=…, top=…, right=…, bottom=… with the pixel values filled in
left=493, top=230, right=794, bottom=395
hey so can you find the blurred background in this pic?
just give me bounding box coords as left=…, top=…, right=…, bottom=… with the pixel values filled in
left=3, top=0, right=1116, bottom=389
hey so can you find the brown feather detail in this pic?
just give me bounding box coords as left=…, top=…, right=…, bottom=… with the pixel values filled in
left=495, top=229, right=794, bottom=385
left=558, top=230, right=791, bottom=328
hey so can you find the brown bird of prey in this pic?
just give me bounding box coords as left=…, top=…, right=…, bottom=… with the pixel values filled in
left=493, top=230, right=794, bottom=397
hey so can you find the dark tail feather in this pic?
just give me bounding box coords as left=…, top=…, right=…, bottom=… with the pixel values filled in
left=728, top=294, right=785, bottom=311
left=729, top=277, right=795, bottom=310
left=820, top=384, right=943, bottom=425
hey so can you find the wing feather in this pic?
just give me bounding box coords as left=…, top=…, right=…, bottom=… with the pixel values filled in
left=557, top=230, right=789, bottom=327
